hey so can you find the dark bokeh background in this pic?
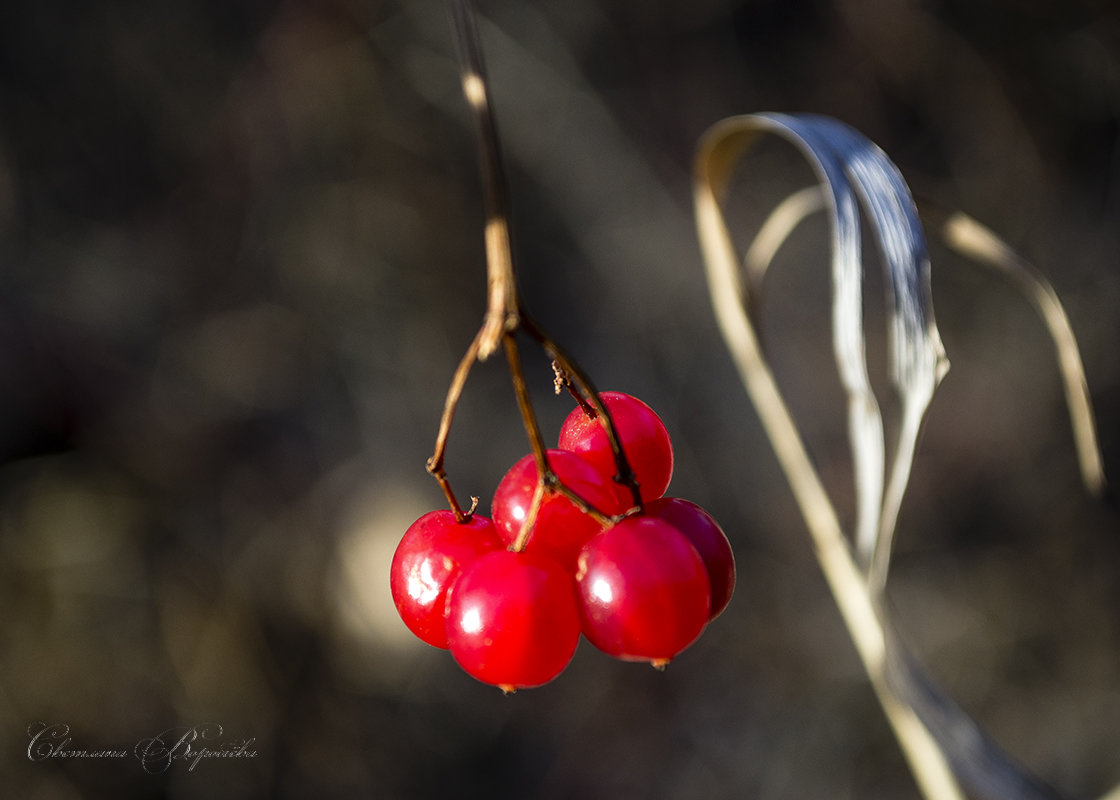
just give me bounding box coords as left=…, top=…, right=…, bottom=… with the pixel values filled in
left=1, top=1, right=1118, bottom=798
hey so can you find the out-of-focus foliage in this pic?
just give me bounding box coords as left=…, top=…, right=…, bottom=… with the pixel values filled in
left=0, top=1, right=1116, bottom=798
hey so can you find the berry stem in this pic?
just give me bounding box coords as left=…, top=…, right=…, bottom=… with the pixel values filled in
left=504, top=330, right=617, bottom=547
left=509, top=480, right=546, bottom=553
left=451, top=0, right=518, bottom=360
left=426, top=326, right=488, bottom=521
left=553, top=361, right=597, bottom=417
left=523, top=317, right=644, bottom=511
left=430, top=0, right=640, bottom=535
left=502, top=331, right=550, bottom=474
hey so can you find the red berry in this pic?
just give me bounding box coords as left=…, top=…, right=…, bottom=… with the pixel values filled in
left=446, top=549, right=581, bottom=691
left=646, top=497, right=735, bottom=620
left=559, top=391, right=673, bottom=504
left=390, top=510, right=502, bottom=649
left=576, top=517, right=710, bottom=665
left=491, top=450, right=626, bottom=572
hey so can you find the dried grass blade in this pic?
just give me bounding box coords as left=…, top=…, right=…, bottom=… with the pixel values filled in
left=695, top=112, right=1077, bottom=800
left=941, top=212, right=1106, bottom=498
left=694, top=113, right=963, bottom=800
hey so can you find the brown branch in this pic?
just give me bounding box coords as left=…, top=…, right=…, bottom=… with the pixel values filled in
left=426, top=326, right=488, bottom=521
left=430, top=0, right=635, bottom=542
left=451, top=0, right=519, bottom=358
left=522, top=316, right=644, bottom=511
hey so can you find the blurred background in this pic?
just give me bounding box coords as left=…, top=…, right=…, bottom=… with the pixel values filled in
left=1, top=0, right=1118, bottom=797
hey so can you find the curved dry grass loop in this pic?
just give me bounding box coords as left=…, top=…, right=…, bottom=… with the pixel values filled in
left=694, top=113, right=962, bottom=800
left=693, top=112, right=1084, bottom=800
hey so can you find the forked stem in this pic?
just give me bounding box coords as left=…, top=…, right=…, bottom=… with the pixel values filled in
left=504, top=330, right=618, bottom=550
left=430, top=0, right=640, bottom=544
left=522, top=316, right=644, bottom=511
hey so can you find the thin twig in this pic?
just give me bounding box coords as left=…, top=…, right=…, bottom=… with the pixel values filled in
left=522, top=316, right=644, bottom=510
left=426, top=326, right=488, bottom=520
left=451, top=0, right=519, bottom=359
left=502, top=332, right=549, bottom=472
left=554, top=361, right=597, bottom=416
left=433, top=0, right=642, bottom=544
left=505, top=328, right=616, bottom=549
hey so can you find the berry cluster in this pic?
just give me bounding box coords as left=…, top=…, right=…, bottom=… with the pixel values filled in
left=390, top=391, right=735, bottom=692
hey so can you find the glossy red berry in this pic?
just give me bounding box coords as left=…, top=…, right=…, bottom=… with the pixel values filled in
left=576, top=516, right=710, bottom=665
left=491, top=449, right=626, bottom=572
left=646, top=497, right=735, bottom=620
left=559, top=391, right=673, bottom=504
left=390, top=510, right=503, bottom=649
left=445, top=549, right=582, bottom=691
